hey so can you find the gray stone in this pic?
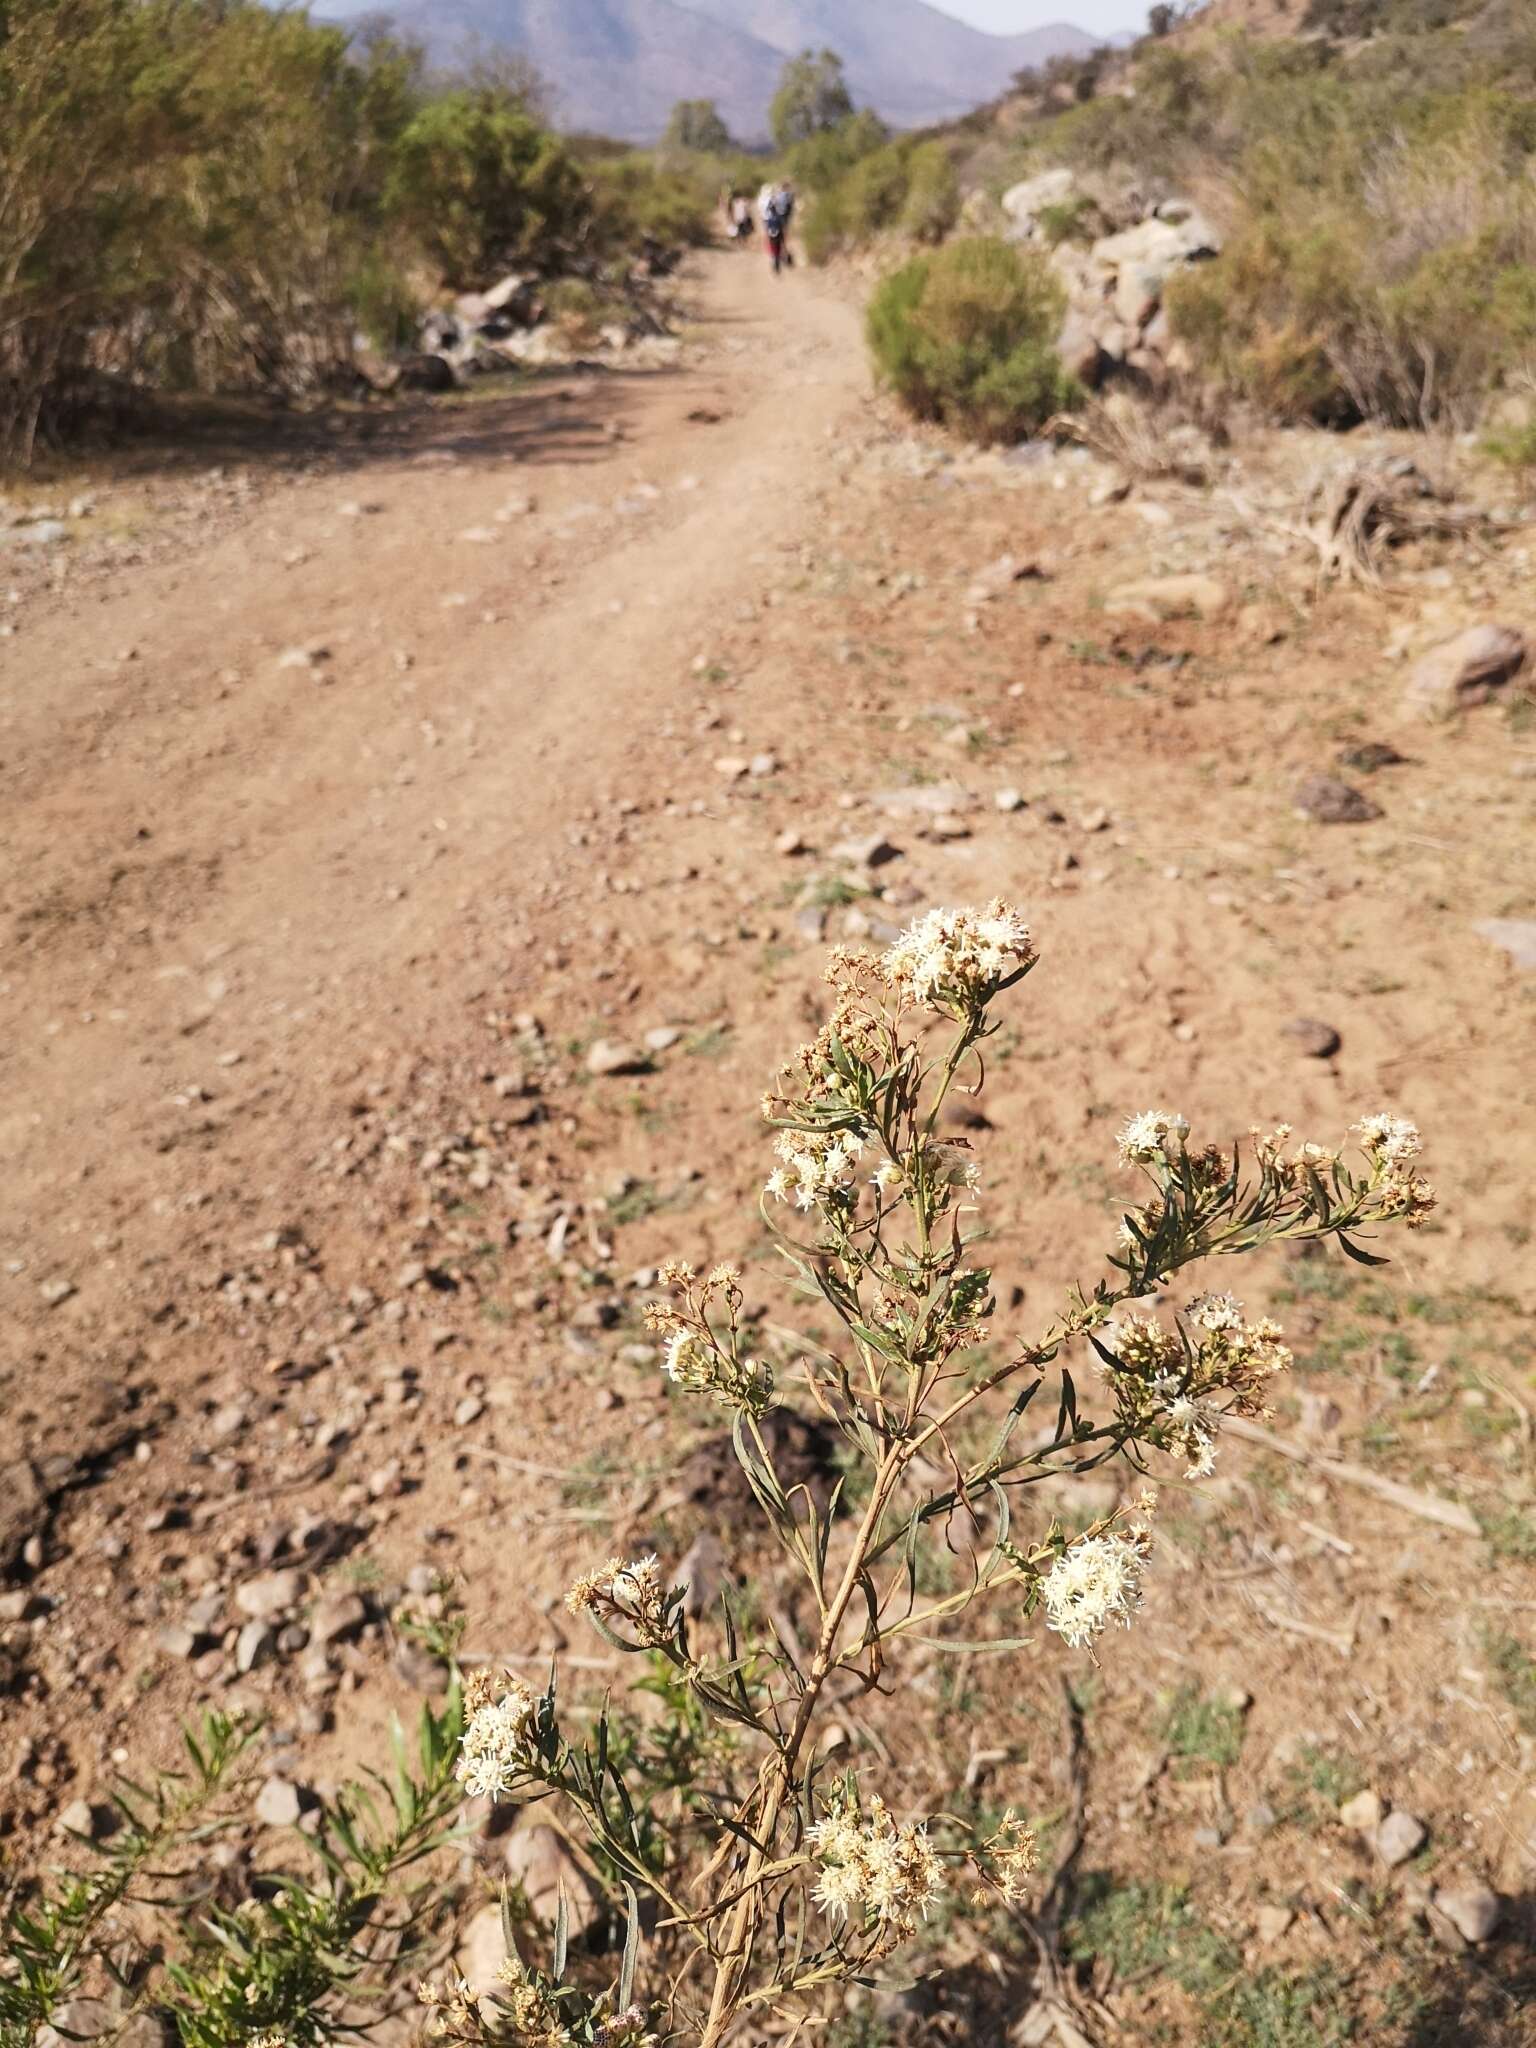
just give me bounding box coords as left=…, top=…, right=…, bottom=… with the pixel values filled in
left=0, top=1459, right=49, bottom=1580
left=36, top=1999, right=114, bottom=2048
left=1405, top=624, right=1525, bottom=720
left=1375, top=1809, right=1427, bottom=1866
left=460, top=1902, right=513, bottom=1996
left=1295, top=775, right=1382, bottom=825
left=1339, top=1789, right=1384, bottom=1832
left=504, top=1824, right=602, bottom=1936
left=1104, top=573, right=1232, bottom=622
left=585, top=1039, right=649, bottom=1078
left=1473, top=919, right=1536, bottom=971
left=235, top=1568, right=306, bottom=1620
left=1283, top=1018, right=1342, bottom=1059
left=1432, top=1884, right=1501, bottom=1944
left=1002, top=167, right=1078, bottom=236
left=56, top=1797, right=98, bottom=1839
left=829, top=833, right=901, bottom=869
left=309, top=1591, right=367, bottom=1646
left=156, top=1625, right=198, bottom=1660
left=677, top=1530, right=726, bottom=1618
left=873, top=782, right=977, bottom=819
left=235, top=1619, right=275, bottom=1673
left=254, top=1775, right=303, bottom=1828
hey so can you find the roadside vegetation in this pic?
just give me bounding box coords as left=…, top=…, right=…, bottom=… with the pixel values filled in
left=0, top=0, right=722, bottom=466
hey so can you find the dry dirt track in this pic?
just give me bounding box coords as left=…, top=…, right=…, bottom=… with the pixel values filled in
left=1, top=248, right=866, bottom=1356
left=4, top=238, right=1536, bottom=2038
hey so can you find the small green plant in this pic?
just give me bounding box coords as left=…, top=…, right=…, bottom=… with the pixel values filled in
left=1162, top=1683, right=1246, bottom=1770
left=1068, top=1874, right=1234, bottom=1994
left=0, top=1698, right=464, bottom=2048
left=1479, top=1505, right=1536, bottom=1562
left=1484, top=1628, right=1536, bottom=1733
left=866, top=237, right=1080, bottom=443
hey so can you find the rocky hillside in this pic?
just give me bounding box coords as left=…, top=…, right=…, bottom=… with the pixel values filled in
left=316, top=0, right=1099, bottom=139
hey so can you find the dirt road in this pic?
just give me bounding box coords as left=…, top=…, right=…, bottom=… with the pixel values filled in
left=4, top=241, right=1535, bottom=2037
left=1, top=248, right=866, bottom=1399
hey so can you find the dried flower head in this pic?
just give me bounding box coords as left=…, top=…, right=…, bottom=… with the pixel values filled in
left=880, top=900, right=1035, bottom=1012
left=456, top=1672, right=536, bottom=1800
left=808, top=1794, right=947, bottom=1933
left=978, top=1809, right=1039, bottom=1903
left=1039, top=1528, right=1151, bottom=1652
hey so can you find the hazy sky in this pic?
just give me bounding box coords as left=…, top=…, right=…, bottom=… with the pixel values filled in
left=939, top=0, right=1150, bottom=33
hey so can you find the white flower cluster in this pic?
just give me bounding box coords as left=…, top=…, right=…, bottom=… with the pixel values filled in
left=880, top=900, right=1035, bottom=1010
left=1039, top=1529, right=1150, bottom=1651
left=808, top=1795, right=946, bottom=1932
left=1116, top=1108, right=1190, bottom=1167
left=1356, top=1112, right=1422, bottom=1167
left=660, top=1327, right=773, bottom=1415
left=765, top=1126, right=868, bottom=1209
left=566, top=1553, right=668, bottom=1638
left=455, top=1673, right=536, bottom=1800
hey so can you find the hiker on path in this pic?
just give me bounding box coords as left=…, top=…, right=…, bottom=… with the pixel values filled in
left=730, top=193, right=753, bottom=244
left=763, top=183, right=795, bottom=276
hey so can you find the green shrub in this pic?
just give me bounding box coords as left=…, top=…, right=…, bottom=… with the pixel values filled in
left=899, top=141, right=962, bottom=244
left=866, top=237, right=1077, bottom=442
left=587, top=156, right=715, bottom=258
left=0, top=0, right=422, bottom=460
left=386, top=89, right=592, bottom=287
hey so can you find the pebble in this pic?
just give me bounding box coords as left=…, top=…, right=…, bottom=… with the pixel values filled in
left=1432, top=1884, right=1501, bottom=1945
left=994, top=788, right=1026, bottom=812
left=38, top=1278, right=76, bottom=1308
left=1294, top=774, right=1382, bottom=825
left=1340, top=1789, right=1385, bottom=1832
left=234, top=1568, right=306, bottom=1621
left=453, top=1395, right=485, bottom=1427
left=1376, top=1809, right=1428, bottom=1867
left=56, top=1797, right=99, bottom=1839
left=276, top=644, right=329, bottom=673
left=459, top=1903, right=512, bottom=1996
left=775, top=827, right=808, bottom=855
left=1283, top=1018, right=1342, bottom=1059
left=1472, top=919, right=1536, bottom=971
left=1255, top=1904, right=1294, bottom=1944
left=253, top=1775, right=303, bottom=1828
left=235, top=1619, right=275, bottom=1673
left=309, top=1591, right=367, bottom=1646
left=713, top=756, right=749, bottom=779
left=644, top=1025, right=684, bottom=1052
left=586, top=1039, right=648, bottom=1077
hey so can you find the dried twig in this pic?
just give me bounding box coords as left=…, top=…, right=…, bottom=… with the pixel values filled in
left=1222, top=1415, right=1479, bottom=1535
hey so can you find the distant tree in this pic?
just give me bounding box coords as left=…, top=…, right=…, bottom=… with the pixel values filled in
left=664, top=97, right=734, bottom=153
left=1148, top=3, right=1179, bottom=33
left=770, top=47, right=855, bottom=151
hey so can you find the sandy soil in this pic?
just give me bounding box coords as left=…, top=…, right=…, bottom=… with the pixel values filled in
left=3, top=243, right=1535, bottom=2040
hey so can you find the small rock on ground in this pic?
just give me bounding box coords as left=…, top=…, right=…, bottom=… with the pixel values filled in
left=1283, top=1017, right=1342, bottom=1058
left=1432, top=1884, right=1502, bottom=1945
left=1295, top=774, right=1382, bottom=825
left=1376, top=1809, right=1427, bottom=1867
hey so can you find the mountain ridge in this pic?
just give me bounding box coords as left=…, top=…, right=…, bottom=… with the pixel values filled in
left=316, top=0, right=1099, bottom=140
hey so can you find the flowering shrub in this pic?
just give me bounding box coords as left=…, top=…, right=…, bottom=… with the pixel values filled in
left=440, top=903, right=1434, bottom=2047
left=3, top=906, right=1433, bottom=2047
